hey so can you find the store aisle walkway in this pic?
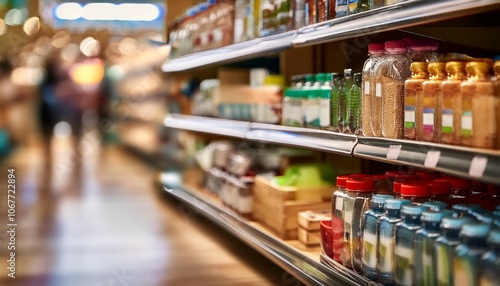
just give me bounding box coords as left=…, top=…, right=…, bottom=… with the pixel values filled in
left=0, top=135, right=301, bottom=286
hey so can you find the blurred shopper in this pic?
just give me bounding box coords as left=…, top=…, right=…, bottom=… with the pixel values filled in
left=0, top=59, right=13, bottom=157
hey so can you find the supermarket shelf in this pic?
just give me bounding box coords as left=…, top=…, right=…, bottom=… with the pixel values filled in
left=290, top=0, right=500, bottom=47
left=163, top=114, right=500, bottom=185
left=163, top=114, right=357, bottom=155
left=160, top=171, right=373, bottom=286
left=161, top=31, right=295, bottom=72
left=354, top=137, right=500, bottom=185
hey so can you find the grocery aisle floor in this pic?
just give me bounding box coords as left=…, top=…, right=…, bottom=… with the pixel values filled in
left=0, top=133, right=302, bottom=286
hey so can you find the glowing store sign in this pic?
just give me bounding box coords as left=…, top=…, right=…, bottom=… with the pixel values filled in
left=54, top=2, right=163, bottom=22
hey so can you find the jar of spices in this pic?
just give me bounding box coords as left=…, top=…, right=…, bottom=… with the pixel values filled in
left=404, top=62, right=428, bottom=140
left=440, top=61, right=466, bottom=145
left=345, top=73, right=362, bottom=134
left=375, top=40, right=411, bottom=139
left=400, top=182, right=431, bottom=204
left=422, top=62, right=446, bottom=142
left=461, top=61, right=498, bottom=149
left=342, top=178, right=374, bottom=272
left=362, top=43, right=385, bottom=137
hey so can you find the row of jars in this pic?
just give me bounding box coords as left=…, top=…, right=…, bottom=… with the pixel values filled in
left=282, top=70, right=363, bottom=134
left=170, top=0, right=405, bottom=58
left=328, top=173, right=500, bottom=285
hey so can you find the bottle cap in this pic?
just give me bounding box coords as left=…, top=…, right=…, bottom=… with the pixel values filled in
left=488, top=229, right=500, bottom=244
left=344, top=68, right=352, bottom=77
left=368, top=43, right=385, bottom=53
left=354, top=73, right=362, bottom=84
left=385, top=40, right=407, bottom=51
left=440, top=217, right=473, bottom=230
left=460, top=223, right=491, bottom=238
left=411, top=62, right=428, bottom=72
left=445, top=61, right=466, bottom=75
left=470, top=209, right=494, bottom=224
left=336, top=175, right=350, bottom=188
left=466, top=61, right=492, bottom=76
left=394, top=174, right=421, bottom=182
left=439, top=210, right=457, bottom=218
left=385, top=170, right=415, bottom=179
left=393, top=181, right=402, bottom=194
left=401, top=204, right=429, bottom=216
left=428, top=180, right=452, bottom=195
left=315, top=73, right=327, bottom=83
left=349, top=174, right=368, bottom=179
left=284, top=88, right=302, bottom=98
left=428, top=62, right=446, bottom=78
left=346, top=178, right=374, bottom=192
left=304, top=74, right=315, bottom=83
left=407, top=39, right=439, bottom=51
left=401, top=182, right=431, bottom=197
left=447, top=178, right=472, bottom=191
left=421, top=210, right=445, bottom=222
left=422, top=201, right=448, bottom=212
left=452, top=204, right=482, bottom=214
left=415, top=171, right=441, bottom=181
left=385, top=198, right=412, bottom=210
left=371, top=194, right=395, bottom=207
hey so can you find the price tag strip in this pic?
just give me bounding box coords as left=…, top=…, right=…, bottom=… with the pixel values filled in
left=469, top=156, right=488, bottom=178
left=386, top=145, right=402, bottom=160
left=424, top=151, right=441, bottom=168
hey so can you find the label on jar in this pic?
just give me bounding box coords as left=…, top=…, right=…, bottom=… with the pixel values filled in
left=461, top=111, right=473, bottom=136
left=335, top=197, right=344, bottom=215
left=404, top=106, right=416, bottom=128
left=320, top=100, right=331, bottom=127
left=306, top=102, right=320, bottom=127
left=423, top=108, right=435, bottom=131
left=376, top=83, right=382, bottom=97
left=395, top=244, right=414, bottom=286
left=364, top=81, right=370, bottom=95
left=362, top=231, right=377, bottom=268
left=289, top=105, right=302, bottom=124
left=442, top=109, right=453, bottom=134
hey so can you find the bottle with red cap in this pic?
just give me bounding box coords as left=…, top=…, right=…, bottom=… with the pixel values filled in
left=400, top=181, right=431, bottom=204
left=428, top=180, right=452, bottom=203
left=371, top=174, right=392, bottom=195
left=362, top=42, right=385, bottom=137
left=415, top=170, right=441, bottom=181
left=342, top=178, right=374, bottom=272
left=447, top=178, right=472, bottom=204
left=331, top=175, right=349, bottom=263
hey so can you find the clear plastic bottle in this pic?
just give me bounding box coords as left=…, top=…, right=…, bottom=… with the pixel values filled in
left=345, top=73, right=362, bottom=134
left=394, top=205, right=429, bottom=286
left=414, top=210, right=447, bottom=286
left=375, top=40, right=411, bottom=139
left=434, top=217, right=473, bottom=286
left=440, top=61, right=467, bottom=145
left=454, top=223, right=492, bottom=286
left=376, top=198, right=411, bottom=285
left=361, top=194, right=394, bottom=280
left=422, top=62, right=446, bottom=142
left=480, top=229, right=500, bottom=285
left=318, top=73, right=332, bottom=129
left=342, top=178, right=374, bottom=272
left=332, top=175, right=350, bottom=263
left=461, top=61, right=498, bottom=149
left=283, top=88, right=303, bottom=127
left=404, top=62, right=428, bottom=140
left=330, top=73, right=342, bottom=132
left=362, top=43, right=385, bottom=137
left=340, top=69, right=353, bottom=133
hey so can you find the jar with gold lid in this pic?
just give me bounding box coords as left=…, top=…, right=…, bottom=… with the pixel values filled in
left=422, top=62, right=446, bottom=142
left=460, top=61, right=498, bottom=149
left=404, top=62, right=428, bottom=140
left=440, top=61, right=467, bottom=145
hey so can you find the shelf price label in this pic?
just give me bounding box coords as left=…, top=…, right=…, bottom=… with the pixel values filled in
left=469, top=156, right=488, bottom=178
left=424, top=151, right=441, bottom=168
left=386, top=145, right=402, bottom=160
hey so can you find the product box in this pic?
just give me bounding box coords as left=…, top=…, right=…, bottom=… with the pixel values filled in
left=297, top=210, right=331, bottom=246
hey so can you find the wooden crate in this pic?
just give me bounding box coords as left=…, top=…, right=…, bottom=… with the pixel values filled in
left=253, top=175, right=333, bottom=240
left=298, top=227, right=321, bottom=246
left=297, top=210, right=331, bottom=231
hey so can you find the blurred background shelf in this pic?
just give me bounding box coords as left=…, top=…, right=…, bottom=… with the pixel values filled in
left=160, top=170, right=373, bottom=286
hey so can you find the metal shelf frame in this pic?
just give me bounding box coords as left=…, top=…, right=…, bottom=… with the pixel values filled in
left=163, top=114, right=500, bottom=185
left=160, top=171, right=374, bottom=286
left=161, top=0, right=500, bottom=72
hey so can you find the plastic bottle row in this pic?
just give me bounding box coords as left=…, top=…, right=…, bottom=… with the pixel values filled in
left=324, top=173, right=500, bottom=286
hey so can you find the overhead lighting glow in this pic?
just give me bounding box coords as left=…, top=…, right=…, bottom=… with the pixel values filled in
left=54, top=2, right=162, bottom=22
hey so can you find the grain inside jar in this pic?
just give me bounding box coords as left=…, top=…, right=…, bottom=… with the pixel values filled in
left=362, top=43, right=385, bottom=137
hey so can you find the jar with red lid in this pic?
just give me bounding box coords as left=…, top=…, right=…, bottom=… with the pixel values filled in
left=447, top=179, right=472, bottom=203
left=331, top=175, right=349, bottom=263
left=428, top=180, right=452, bottom=203
left=476, top=185, right=500, bottom=211
left=393, top=181, right=403, bottom=199
left=342, top=178, right=374, bottom=272
left=400, top=182, right=431, bottom=204
left=415, top=170, right=441, bottom=181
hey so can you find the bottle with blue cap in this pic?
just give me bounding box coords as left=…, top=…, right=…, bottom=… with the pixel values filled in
left=422, top=201, right=448, bottom=212
left=394, top=204, right=429, bottom=286
left=480, top=229, right=500, bottom=285
left=451, top=203, right=481, bottom=218
left=454, top=223, right=491, bottom=286
left=434, top=216, right=473, bottom=286
left=361, top=194, right=394, bottom=280
left=414, top=210, right=450, bottom=285
left=376, top=198, right=411, bottom=285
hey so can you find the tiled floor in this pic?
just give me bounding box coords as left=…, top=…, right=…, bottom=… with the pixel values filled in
left=0, top=134, right=301, bottom=286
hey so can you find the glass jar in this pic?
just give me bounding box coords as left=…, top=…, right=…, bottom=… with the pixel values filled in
left=375, top=40, right=411, bottom=139
left=361, top=194, right=394, bottom=280
left=282, top=88, right=303, bottom=127
left=461, top=61, right=498, bottom=149
left=345, top=73, right=362, bottom=134
left=400, top=182, right=431, bottom=204
left=362, top=43, right=385, bottom=137
left=404, top=62, right=428, bottom=140
left=428, top=180, right=452, bottom=203
left=440, top=61, right=466, bottom=145
left=454, top=223, right=491, bottom=286
left=342, top=178, right=374, bottom=272
left=332, top=175, right=349, bottom=263
left=407, top=39, right=439, bottom=63
left=422, top=62, right=446, bottom=142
